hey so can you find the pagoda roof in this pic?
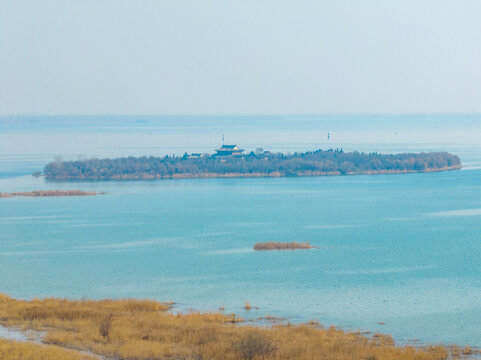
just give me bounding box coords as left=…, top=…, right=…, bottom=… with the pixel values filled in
left=215, top=144, right=244, bottom=151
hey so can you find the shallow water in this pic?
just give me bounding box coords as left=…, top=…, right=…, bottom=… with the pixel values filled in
left=0, top=325, right=28, bottom=342
left=1, top=115, right=481, bottom=346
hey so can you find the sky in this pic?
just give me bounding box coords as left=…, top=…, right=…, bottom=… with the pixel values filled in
left=1, top=0, right=481, bottom=115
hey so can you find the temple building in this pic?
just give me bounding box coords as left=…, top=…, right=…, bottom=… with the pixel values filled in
left=214, top=144, right=244, bottom=157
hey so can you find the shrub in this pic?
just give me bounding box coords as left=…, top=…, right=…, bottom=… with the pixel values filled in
left=99, top=313, right=113, bottom=339
left=232, top=330, right=276, bottom=360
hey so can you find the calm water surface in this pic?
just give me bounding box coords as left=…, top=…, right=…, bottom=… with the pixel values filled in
left=1, top=115, right=481, bottom=346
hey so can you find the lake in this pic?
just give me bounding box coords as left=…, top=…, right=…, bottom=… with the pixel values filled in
left=1, top=114, right=481, bottom=346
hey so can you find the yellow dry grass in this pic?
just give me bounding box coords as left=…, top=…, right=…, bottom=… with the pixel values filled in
left=0, top=293, right=459, bottom=360
left=0, top=338, right=96, bottom=360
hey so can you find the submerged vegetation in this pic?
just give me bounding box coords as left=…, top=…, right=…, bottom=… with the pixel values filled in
left=253, top=241, right=314, bottom=250
left=0, top=190, right=98, bottom=197
left=0, top=293, right=467, bottom=360
left=43, top=149, right=461, bottom=180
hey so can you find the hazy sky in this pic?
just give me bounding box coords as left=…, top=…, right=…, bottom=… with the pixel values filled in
left=1, top=0, right=481, bottom=115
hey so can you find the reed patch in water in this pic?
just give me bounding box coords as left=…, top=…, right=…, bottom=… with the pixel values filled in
left=253, top=241, right=314, bottom=250
left=1, top=190, right=100, bottom=197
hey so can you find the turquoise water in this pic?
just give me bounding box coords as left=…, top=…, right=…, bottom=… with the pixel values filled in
left=1, top=115, right=481, bottom=346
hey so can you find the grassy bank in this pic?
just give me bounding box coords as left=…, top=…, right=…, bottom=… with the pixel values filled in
left=0, top=293, right=468, bottom=360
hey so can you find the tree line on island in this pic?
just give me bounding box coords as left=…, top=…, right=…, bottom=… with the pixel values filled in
left=43, top=149, right=462, bottom=180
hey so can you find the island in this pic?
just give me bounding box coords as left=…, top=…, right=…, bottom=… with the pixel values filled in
left=0, top=190, right=99, bottom=197
left=42, top=146, right=462, bottom=180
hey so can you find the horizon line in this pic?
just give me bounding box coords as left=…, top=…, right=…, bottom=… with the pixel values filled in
left=1, top=112, right=481, bottom=118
